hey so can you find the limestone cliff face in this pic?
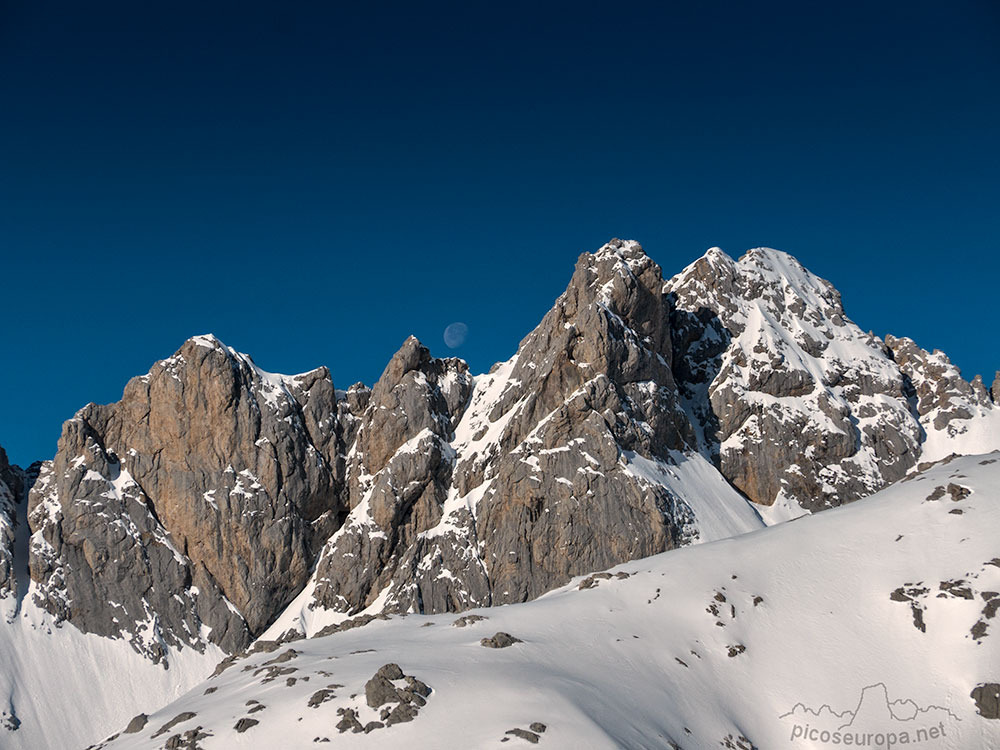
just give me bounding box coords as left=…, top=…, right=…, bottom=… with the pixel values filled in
left=665, top=247, right=925, bottom=512
left=310, top=337, right=481, bottom=616
left=305, top=240, right=737, bottom=625
left=0, top=447, right=28, bottom=601
left=462, top=240, right=698, bottom=604
left=27, top=335, right=348, bottom=657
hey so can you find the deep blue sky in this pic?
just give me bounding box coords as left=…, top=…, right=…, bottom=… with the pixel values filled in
left=2, top=1, right=998, bottom=466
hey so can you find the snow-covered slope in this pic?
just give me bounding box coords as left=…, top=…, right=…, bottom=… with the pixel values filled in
left=94, top=453, right=1000, bottom=750
left=0, top=596, right=221, bottom=750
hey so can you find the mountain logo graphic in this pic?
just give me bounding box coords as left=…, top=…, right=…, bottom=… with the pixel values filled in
left=778, top=683, right=960, bottom=748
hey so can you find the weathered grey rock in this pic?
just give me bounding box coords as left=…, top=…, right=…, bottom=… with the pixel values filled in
left=666, top=248, right=924, bottom=511
left=312, top=240, right=703, bottom=617
left=365, top=674, right=401, bottom=709
left=233, top=718, right=258, bottom=733
left=404, top=675, right=431, bottom=697
left=307, top=689, right=337, bottom=708
left=151, top=712, right=197, bottom=738
left=26, top=335, right=349, bottom=657
left=452, top=614, right=487, bottom=627
left=16, top=239, right=999, bottom=676
left=335, top=708, right=363, bottom=734
left=385, top=702, right=417, bottom=726
left=312, top=337, right=484, bottom=615
left=0, top=446, right=25, bottom=600
left=886, top=335, right=993, bottom=435
left=123, top=714, right=147, bottom=733
left=375, top=663, right=404, bottom=680
left=971, top=683, right=1000, bottom=719
left=481, top=632, right=522, bottom=648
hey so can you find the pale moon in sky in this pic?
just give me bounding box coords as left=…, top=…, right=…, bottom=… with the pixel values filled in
left=443, top=322, right=468, bottom=348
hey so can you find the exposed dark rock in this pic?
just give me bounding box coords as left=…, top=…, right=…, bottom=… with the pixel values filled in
left=335, top=708, right=363, bottom=734
left=26, top=335, right=350, bottom=656
left=452, top=614, right=487, bottom=627
left=505, top=727, right=540, bottom=743
left=9, top=238, right=998, bottom=707
left=313, top=613, right=389, bottom=639
left=481, top=632, right=523, bottom=648
left=151, top=712, right=197, bottom=738
left=234, top=718, right=258, bottom=733
left=263, top=649, right=300, bottom=665
left=385, top=702, right=417, bottom=726
left=971, top=683, right=1000, bottom=719
left=307, top=690, right=337, bottom=708
left=0, top=446, right=30, bottom=599
left=579, top=573, right=614, bottom=590
left=123, top=714, right=147, bottom=734
left=667, top=248, right=924, bottom=511
left=365, top=674, right=401, bottom=709
left=310, top=241, right=703, bottom=621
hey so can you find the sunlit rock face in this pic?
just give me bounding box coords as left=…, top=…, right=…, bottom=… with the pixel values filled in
left=27, top=335, right=349, bottom=656
left=665, top=246, right=928, bottom=512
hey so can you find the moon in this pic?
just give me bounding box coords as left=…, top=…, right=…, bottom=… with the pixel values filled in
left=443, top=322, right=468, bottom=349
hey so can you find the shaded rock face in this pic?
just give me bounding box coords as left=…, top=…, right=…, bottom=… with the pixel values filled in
left=27, top=335, right=353, bottom=656
left=665, top=247, right=925, bottom=512
left=0, top=446, right=28, bottom=600
left=311, top=240, right=705, bottom=618
left=312, top=337, right=482, bottom=615
left=971, top=683, right=1000, bottom=720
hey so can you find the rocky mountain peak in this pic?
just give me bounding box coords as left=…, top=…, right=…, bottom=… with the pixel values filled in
left=291, top=242, right=756, bottom=633
left=667, top=247, right=922, bottom=512
left=5, top=240, right=997, bottom=681
left=0, top=447, right=29, bottom=603
left=26, top=334, right=348, bottom=658
left=3, top=240, right=999, bottom=750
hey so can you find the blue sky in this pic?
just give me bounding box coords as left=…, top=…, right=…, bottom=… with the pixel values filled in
left=1, top=1, right=998, bottom=466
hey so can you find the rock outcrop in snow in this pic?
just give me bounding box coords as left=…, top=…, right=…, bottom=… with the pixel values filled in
left=0, top=446, right=30, bottom=601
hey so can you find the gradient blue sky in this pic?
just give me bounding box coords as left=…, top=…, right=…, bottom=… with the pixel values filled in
left=2, top=1, right=998, bottom=466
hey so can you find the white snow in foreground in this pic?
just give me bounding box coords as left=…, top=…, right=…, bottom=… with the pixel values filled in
left=0, top=590, right=222, bottom=750
left=99, top=454, right=1000, bottom=750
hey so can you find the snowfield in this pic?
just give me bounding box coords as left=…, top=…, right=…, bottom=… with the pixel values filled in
left=93, top=454, right=1000, bottom=750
